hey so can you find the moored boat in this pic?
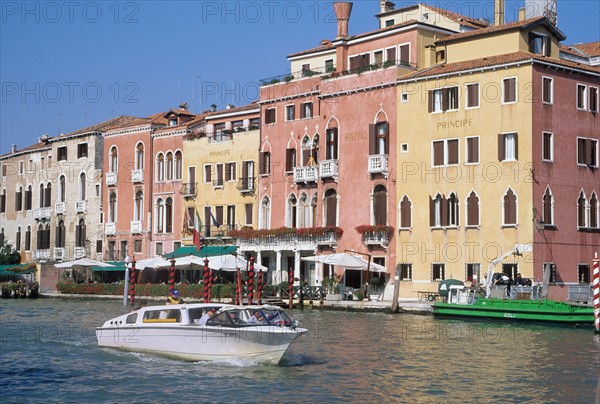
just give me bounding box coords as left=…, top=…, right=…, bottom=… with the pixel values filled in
left=96, top=303, right=308, bottom=364
left=433, top=285, right=594, bottom=324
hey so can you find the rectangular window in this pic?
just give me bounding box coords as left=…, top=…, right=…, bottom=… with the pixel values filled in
left=428, top=86, right=459, bottom=113
left=325, top=59, right=334, bottom=72
left=498, top=133, right=518, bottom=161
left=399, top=44, right=410, bottom=65
left=77, top=143, right=88, bottom=158
left=285, top=148, right=296, bottom=172
left=96, top=240, right=103, bottom=254
left=466, top=263, right=480, bottom=284
left=285, top=104, right=295, bottom=121
left=386, top=47, right=396, bottom=63
left=503, top=263, right=518, bottom=279
left=155, top=242, right=163, bottom=256
left=466, top=137, right=479, bottom=164
left=227, top=205, right=236, bottom=228
left=545, top=263, right=557, bottom=284
left=577, top=137, right=598, bottom=167
left=1, top=163, right=6, bottom=177
left=577, top=84, right=587, bottom=110
left=18, top=161, right=24, bottom=175
left=245, top=203, right=253, bottom=226
left=204, top=164, right=212, bottom=183
left=57, top=146, right=68, bottom=161
left=466, top=83, right=479, bottom=108
left=385, top=19, right=394, bottom=27
left=432, top=139, right=459, bottom=166
left=300, top=102, right=313, bottom=119
left=134, top=239, right=142, bottom=253
left=225, top=162, right=236, bottom=181
left=373, top=50, right=383, bottom=65
left=432, top=263, right=446, bottom=281
left=502, top=78, right=517, bottom=103
left=578, top=264, right=590, bottom=283
left=542, top=77, right=553, bottom=104
left=542, top=132, right=553, bottom=161
left=214, top=163, right=224, bottom=187
left=528, top=32, right=550, bottom=56
left=398, top=263, right=412, bottom=281
left=265, top=108, right=276, bottom=124
left=589, top=87, right=599, bottom=112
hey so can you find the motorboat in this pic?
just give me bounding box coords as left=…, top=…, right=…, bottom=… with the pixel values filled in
left=432, top=285, right=594, bottom=325
left=96, top=303, right=308, bottom=364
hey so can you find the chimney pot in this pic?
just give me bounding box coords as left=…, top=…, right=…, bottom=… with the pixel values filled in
left=11, top=144, right=17, bottom=153
left=380, top=0, right=395, bottom=13
left=333, top=2, right=353, bottom=39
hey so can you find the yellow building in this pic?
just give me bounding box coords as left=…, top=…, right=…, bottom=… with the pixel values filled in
left=181, top=104, right=260, bottom=246
left=394, top=16, right=600, bottom=299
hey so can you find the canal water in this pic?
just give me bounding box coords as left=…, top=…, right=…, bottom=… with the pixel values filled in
left=1, top=299, right=599, bottom=403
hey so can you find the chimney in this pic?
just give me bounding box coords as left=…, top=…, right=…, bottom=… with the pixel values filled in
left=494, top=0, right=505, bottom=25
left=518, top=8, right=526, bottom=21
left=210, top=104, right=217, bottom=112
left=179, top=102, right=189, bottom=110
left=11, top=144, right=17, bottom=154
left=333, top=2, right=353, bottom=39
left=226, top=104, right=235, bottom=110
left=379, top=0, right=395, bottom=13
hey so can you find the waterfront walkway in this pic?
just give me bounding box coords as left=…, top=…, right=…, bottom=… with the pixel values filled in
left=40, top=292, right=434, bottom=314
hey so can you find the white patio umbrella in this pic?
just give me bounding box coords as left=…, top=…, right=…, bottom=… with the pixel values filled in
left=155, top=255, right=204, bottom=270
left=301, top=253, right=387, bottom=272
left=135, top=256, right=171, bottom=270
left=55, top=258, right=115, bottom=268
left=206, top=254, right=268, bottom=272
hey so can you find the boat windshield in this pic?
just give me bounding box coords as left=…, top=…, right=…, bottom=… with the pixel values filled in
left=205, top=308, right=292, bottom=327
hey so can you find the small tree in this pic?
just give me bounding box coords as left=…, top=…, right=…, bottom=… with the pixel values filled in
left=0, top=240, right=21, bottom=265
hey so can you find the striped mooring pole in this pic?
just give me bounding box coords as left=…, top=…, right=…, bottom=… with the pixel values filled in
left=128, top=258, right=136, bottom=306
left=169, top=258, right=176, bottom=292
left=207, top=258, right=212, bottom=302
left=593, top=253, right=599, bottom=334
left=247, top=256, right=255, bottom=305
left=288, top=265, right=294, bottom=310
left=203, top=258, right=210, bottom=303
left=235, top=268, right=241, bottom=305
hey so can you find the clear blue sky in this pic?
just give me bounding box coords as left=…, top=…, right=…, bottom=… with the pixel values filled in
left=1, top=0, right=598, bottom=154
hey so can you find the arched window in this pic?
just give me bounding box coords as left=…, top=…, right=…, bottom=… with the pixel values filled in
left=76, top=218, right=86, bottom=248
left=110, top=146, right=118, bottom=173
left=109, top=193, right=117, bottom=223
left=25, top=185, right=32, bottom=210
left=448, top=192, right=459, bottom=227
left=156, top=153, right=165, bottom=181
left=166, top=152, right=174, bottom=180
left=260, top=197, right=271, bottom=229
left=165, top=198, right=173, bottom=233
left=156, top=199, right=164, bottom=233
left=312, top=134, right=320, bottom=165
left=59, top=176, right=66, bottom=202
left=373, top=185, right=387, bottom=225
left=174, top=151, right=182, bottom=180
left=503, top=188, right=517, bottom=225
left=542, top=187, right=553, bottom=226
left=288, top=194, right=298, bottom=228
left=302, top=136, right=312, bottom=166
left=577, top=191, right=587, bottom=228
left=430, top=193, right=444, bottom=227
left=44, top=224, right=50, bottom=249
left=590, top=192, right=599, bottom=228
left=39, top=184, right=44, bottom=208
left=56, top=220, right=65, bottom=248
left=45, top=182, right=51, bottom=207
left=135, top=143, right=144, bottom=170
left=79, top=173, right=86, bottom=200
left=16, top=227, right=21, bottom=251
left=299, top=194, right=310, bottom=228
left=134, top=190, right=143, bottom=222
left=324, top=189, right=337, bottom=226
left=15, top=186, right=22, bottom=212
left=466, top=191, right=479, bottom=227
left=399, top=195, right=412, bottom=229
left=372, top=121, right=389, bottom=155
left=325, top=128, right=338, bottom=160
left=25, top=226, right=31, bottom=250
left=36, top=224, right=43, bottom=250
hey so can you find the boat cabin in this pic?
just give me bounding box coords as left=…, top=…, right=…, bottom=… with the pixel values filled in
left=447, top=285, right=477, bottom=305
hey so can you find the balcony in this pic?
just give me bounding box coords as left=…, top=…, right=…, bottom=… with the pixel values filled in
left=363, top=231, right=390, bottom=248
left=76, top=201, right=87, bottom=214
left=33, top=249, right=51, bottom=261
left=319, top=160, right=338, bottom=179
left=54, top=247, right=66, bottom=260
left=293, top=166, right=319, bottom=183
left=106, top=172, right=117, bottom=186
left=55, top=202, right=66, bottom=215
left=105, top=222, right=116, bottom=236
left=130, top=220, right=143, bottom=234
left=213, top=179, right=224, bottom=189
left=180, top=183, right=197, bottom=198
left=74, top=247, right=86, bottom=259
left=33, top=207, right=52, bottom=220
left=233, top=227, right=343, bottom=249
left=237, top=177, right=255, bottom=193
left=368, top=154, right=389, bottom=176
left=131, top=169, right=144, bottom=183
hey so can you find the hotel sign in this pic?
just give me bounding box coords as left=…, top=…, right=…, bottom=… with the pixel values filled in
left=344, top=132, right=366, bottom=142
left=436, top=118, right=474, bottom=130
left=209, top=150, right=231, bottom=157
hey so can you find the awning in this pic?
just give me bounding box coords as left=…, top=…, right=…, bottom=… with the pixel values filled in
left=92, top=262, right=127, bottom=272
left=301, top=253, right=387, bottom=272
left=0, top=264, right=35, bottom=275
left=163, top=245, right=237, bottom=259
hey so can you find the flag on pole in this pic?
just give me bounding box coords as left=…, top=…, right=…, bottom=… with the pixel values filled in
left=193, top=209, right=202, bottom=251
left=210, top=210, right=220, bottom=228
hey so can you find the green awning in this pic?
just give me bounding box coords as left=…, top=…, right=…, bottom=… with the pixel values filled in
left=163, top=245, right=237, bottom=259
left=92, top=261, right=127, bottom=272
left=0, top=264, right=34, bottom=275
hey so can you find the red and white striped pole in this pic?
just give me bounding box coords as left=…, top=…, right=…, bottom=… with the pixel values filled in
left=592, top=253, right=599, bottom=334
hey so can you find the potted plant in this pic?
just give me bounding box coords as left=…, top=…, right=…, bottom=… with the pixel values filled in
left=354, top=290, right=364, bottom=301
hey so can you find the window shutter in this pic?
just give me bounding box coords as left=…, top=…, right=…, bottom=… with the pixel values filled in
left=498, top=134, right=505, bottom=161
left=514, top=133, right=519, bottom=160
left=384, top=123, right=390, bottom=154
left=433, top=141, right=444, bottom=166
left=441, top=196, right=449, bottom=226
left=584, top=139, right=592, bottom=165
left=285, top=149, right=293, bottom=172
left=467, top=193, right=479, bottom=226
left=448, top=139, right=458, bottom=164
left=399, top=45, right=409, bottom=64
left=326, top=194, right=337, bottom=226
left=259, top=153, right=265, bottom=174
left=45, top=187, right=51, bottom=207
left=386, top=47, right=396, bottom=63
left=442, top=88, right=449, bottom=111
left=245, top=204, right=253, bottom=225
left=349, top=56, right=359, bottom=71
left=429, top=196, right=435, bottom=226
left=368, top=124, right=376, bottom=155
left=428, top=90, right=434, bottom=113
